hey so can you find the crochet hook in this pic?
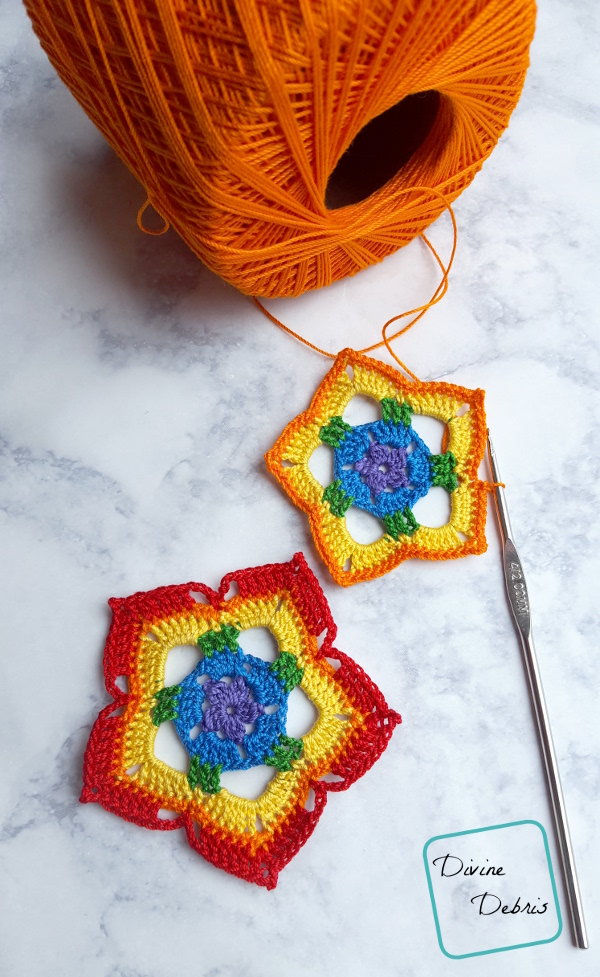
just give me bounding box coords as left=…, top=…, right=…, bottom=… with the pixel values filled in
left=487, top=432, right=588, bottom=949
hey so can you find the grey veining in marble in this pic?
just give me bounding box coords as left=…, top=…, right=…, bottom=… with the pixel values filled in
left=1, top=2, right=599, bottom=975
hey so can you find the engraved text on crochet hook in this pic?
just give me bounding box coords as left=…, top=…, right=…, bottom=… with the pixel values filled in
left=503, top=539, right=531, bottom=638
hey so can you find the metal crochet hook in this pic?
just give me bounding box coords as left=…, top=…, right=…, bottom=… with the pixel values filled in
left=487, top=432, right=588, bottom=949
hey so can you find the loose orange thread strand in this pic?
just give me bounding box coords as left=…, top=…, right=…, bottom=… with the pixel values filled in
left=253, top=186, right=457, bottom=383
left=251, top=296, right=334, bottom=360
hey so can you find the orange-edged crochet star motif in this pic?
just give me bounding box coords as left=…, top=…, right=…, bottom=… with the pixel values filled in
left=266, top=349, right=488, bottom=586
left=81, top=553, right=400, bottom=888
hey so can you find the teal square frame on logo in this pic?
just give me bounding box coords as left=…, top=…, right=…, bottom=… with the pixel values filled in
left=423, top=820, right=563, bottom=959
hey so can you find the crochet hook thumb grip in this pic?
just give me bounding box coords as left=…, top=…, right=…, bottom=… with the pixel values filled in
left=487, top=432, right=588, bottom=949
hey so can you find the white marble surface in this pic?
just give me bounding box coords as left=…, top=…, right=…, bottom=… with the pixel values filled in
left=1, top=2, right=599, bottom=975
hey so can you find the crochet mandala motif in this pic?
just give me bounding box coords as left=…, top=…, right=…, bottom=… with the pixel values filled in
left=81, top=553, right=400, bottom=888
left=266, top=349, right=488, bottom=586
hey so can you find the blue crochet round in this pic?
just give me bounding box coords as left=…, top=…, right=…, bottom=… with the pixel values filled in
left=173, top=646, right=289, bottom=772
left=334, top=419, right=432, bottom=518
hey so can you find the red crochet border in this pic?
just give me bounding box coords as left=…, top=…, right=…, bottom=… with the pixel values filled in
left=80, top=552, right=401, bottom=888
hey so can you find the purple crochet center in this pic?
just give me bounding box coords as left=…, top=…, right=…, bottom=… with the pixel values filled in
left=354, top=442, right=409, bottom=495
left=202, top=677, right=264, bottom=745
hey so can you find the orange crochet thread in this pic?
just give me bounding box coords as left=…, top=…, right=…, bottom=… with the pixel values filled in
left=25, top=0, right=536, bottom=298
left=265, top=349, right=489, bottom=586
left=253, top=184, right=458, bottom=380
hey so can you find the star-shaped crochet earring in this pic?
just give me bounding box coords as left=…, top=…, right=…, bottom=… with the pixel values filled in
left=81, top=553, right=400, bottom=888
left=265, top=348, right=488, bottom=586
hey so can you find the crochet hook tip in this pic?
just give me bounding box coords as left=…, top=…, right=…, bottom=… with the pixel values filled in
left=486, top=429, right=500, bottom=482
left=486, top=431, right=513, bottom=542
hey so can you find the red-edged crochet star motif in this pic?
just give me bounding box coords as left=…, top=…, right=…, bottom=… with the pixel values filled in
left=81, top=553, right=401, bottom=887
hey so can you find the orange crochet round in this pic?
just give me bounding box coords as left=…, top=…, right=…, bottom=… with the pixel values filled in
left=25, top=0, right=536, bottom=298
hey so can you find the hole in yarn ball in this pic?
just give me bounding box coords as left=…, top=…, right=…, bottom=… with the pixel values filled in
left=325, top=90, right=441, bottom=209
left=114, top=675, right=128, bottom=693
left=304, top=788, right=316, bottom=812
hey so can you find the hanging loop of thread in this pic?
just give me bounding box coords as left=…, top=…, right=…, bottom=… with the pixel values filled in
left=252, top=185, right=457, bottom=382
left=137, top=197, right=170, bottom=236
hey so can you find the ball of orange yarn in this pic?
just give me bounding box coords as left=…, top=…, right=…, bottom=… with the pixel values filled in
left=26, top=0, right=535, bottom=299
